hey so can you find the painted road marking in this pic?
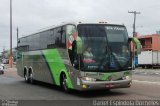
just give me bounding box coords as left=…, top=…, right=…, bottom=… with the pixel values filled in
left=133, top=80, right=160, bottom=85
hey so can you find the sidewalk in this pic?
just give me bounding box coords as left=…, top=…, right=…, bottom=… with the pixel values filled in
left=2, top=64, right=22, bottom=79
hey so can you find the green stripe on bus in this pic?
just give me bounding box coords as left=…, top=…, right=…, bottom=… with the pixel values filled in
left=42, top=49, right=73, bottom=89
left=101, top=73, right=114, bottom=81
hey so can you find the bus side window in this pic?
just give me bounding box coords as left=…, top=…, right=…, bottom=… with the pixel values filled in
left=56, top=26, right=66, bottom=48
left=47, top=29, right=55, bottom=49
left=61, top=26, right=66, bottom=47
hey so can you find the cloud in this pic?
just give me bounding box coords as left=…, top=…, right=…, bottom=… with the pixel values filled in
left=0, top=0, right=160, bottom=52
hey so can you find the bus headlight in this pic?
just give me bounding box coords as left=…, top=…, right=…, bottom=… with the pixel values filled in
left=122, top=76, right=131, bottom=80
left=82, top=77, right=96, bottom=82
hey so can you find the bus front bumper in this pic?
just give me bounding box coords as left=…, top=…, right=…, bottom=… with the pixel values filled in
left=79, top=79, right=132, bottom=90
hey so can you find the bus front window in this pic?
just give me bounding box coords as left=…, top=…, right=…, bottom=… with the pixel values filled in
left=106, top=26, right=131, bottom=70
left=78, top=24, right=131, bottom=72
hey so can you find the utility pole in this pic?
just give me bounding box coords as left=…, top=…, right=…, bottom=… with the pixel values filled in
left=128, top=11, right=141, bottom=37
left=128, top=11, right=140, bottom=69
left=9, top=0, right=13, bottom=68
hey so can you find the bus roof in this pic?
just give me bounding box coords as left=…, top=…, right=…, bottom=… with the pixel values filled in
left=19, top=22, right=125, bottom=39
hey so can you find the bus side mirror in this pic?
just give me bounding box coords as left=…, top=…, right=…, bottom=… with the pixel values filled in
left=76, top=36, right=83, bottom=54
left=131, top=37, right=141, bottom=54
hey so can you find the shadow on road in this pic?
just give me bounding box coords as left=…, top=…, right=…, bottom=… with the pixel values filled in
left=18, top=80, right=127, bottom=99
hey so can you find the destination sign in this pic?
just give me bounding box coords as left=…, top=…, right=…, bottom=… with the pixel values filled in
left=106, top=26, right=126, bottom=31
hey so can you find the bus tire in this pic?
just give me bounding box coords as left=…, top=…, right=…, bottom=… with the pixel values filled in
left=29, top=70, right=34, bottom=84
left=106, top=89, right=110, bottom=92
left=142, top=66, right=145, bottom=69
left=60, top=73, right=70, bottom=92
left=24, top=69, right=29, bottom=83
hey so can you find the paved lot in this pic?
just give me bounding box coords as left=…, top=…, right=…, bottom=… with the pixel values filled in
left=0, top=66, right=160, bottom=105
left=133, top=68, right=160, bottom=82
left=133, top=68, right=160, bottom=77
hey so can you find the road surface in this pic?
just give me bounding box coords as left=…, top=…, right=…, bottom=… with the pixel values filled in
left=0, top=67, right=160, bottom=105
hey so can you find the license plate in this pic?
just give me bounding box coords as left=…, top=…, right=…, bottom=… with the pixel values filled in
left=106, top=84, right=114, bottom=88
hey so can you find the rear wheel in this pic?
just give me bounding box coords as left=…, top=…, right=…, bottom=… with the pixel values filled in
left=24, top=72, right=29, bottom=83
left=29, top=72, right=34, bottom=84
left=142, top=65, right=145, bottom=69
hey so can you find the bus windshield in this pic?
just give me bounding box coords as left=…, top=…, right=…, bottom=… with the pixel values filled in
left=77, top=24, right=131, bottom=72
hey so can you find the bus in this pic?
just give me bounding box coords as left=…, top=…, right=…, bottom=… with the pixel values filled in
left=17, top=22, right=141, bottom=91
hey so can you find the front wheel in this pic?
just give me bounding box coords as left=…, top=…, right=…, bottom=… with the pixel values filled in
left=61, top=74, right=70, bottom=92
left=106, top=89, right=111, bottom=92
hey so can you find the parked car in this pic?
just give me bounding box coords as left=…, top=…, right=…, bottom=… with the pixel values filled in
left=2, top=59, right=9, bottom=64
left=0, top=65, right=4, bottom=74
left=13, top=62, right=16, bottom=65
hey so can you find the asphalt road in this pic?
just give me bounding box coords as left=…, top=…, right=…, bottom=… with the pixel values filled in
left=0, top=68, right=160, bottom=105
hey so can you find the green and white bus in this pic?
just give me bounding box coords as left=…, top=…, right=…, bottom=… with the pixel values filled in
left=17, top=22, right=141, bottom=91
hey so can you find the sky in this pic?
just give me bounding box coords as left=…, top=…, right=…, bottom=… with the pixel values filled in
left=0, top=0, right=160, bottom=52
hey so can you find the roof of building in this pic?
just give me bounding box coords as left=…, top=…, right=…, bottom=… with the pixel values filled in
left=137, top=34, right=160, bottom=39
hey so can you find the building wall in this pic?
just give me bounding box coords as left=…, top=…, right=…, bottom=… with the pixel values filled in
left=152, top=36, right=160, bottom=51
left=137, top=34, right=160, bottom=51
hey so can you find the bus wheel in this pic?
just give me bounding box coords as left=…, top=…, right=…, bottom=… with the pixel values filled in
left=29, top=72, right=34, bottom=84
left=24, top=72, right=29, bottom=83
left=142, top=66, right=145, bottom=69
left=61, top=74, right=69, bottom=92
left=106, top=89, right=111, bottom=92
